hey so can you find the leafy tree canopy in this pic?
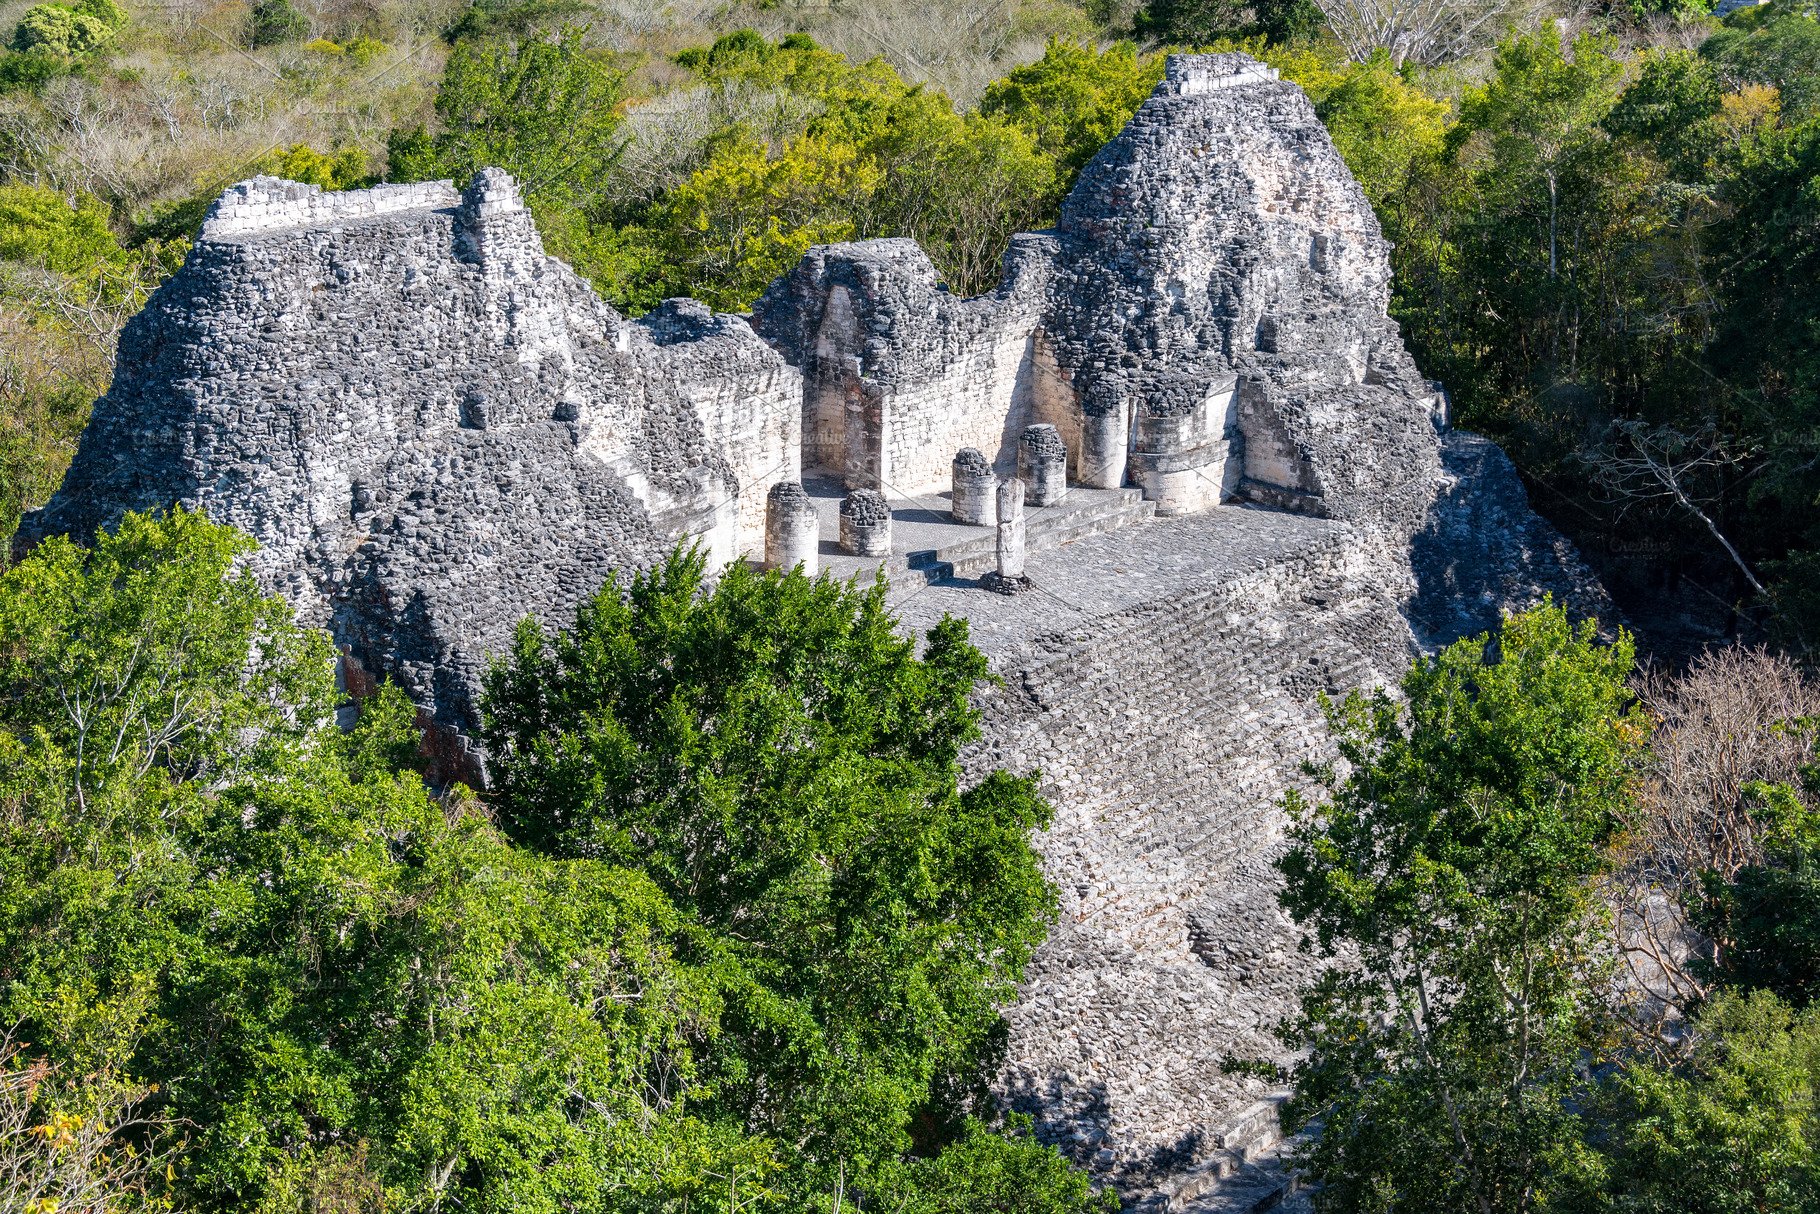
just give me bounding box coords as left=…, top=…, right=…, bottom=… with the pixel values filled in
left=979, top=39, right=1165, bottom=196
left=483, top=551, right=1061, bottom=1197
left=1703, top=0, right=1820, bottom=122
left=0, top=514, right=1103, bottom=1214
left=1592, top=990, right=1820, bottom=1214
left=387, top=28, right=627, bottom=213
left=1273, top=601, right=1644, bottom=1214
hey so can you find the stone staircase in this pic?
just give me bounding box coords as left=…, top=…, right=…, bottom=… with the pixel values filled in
left=1133, top=1093, right=1310, bottom=1214
left=902, top=487, right=1156, bottom=582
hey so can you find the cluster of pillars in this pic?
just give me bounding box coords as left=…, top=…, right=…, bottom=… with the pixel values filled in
left=952, top=424, right=1069, bottom=581
left=761, top=424, right=1073, bottom=584
left=763, top=482, right=894, bottom=577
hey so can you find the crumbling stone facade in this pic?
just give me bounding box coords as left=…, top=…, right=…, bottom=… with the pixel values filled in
left=19, top=53, right=1610, bottom=1208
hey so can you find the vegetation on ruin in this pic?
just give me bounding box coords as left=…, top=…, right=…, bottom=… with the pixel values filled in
left=0, top=509, right=1115, bottom=1214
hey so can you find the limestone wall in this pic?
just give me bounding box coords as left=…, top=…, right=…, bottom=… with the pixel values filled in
left=752, top=236, right=1059, bottom=498
left=16, top=171, right=789, bottom=772
left=202, top=176, right=461, bottom=238
left=634, top=299, right=803, bottom=560
left=877, top=311, right=1042, bottom=494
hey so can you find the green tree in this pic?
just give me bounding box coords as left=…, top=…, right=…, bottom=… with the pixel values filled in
left=1602, top=49, right=1724, bottom=175
left=1703, top=1, right=1820, bottom=122
left=0, top=186, right=182, bottom=547
left=1448, top=28, right=1626, bottom=309
left=1696, top=825, right=1820, bottom=1008
left=482, top=550, right=1061, bottom=1204
left=0, top=512, right=756, bottom=1213
left=387, top=29, right=625, bottom=212
left=1592, top=990, right=1820, bottom=1213
left=879, top=1116, right=1119, bottom=1213
left=631, top=130, right=869, bottom=311
left=1138, top=0, right=1249, bottom=40
left=253, top=143, right=371, bottom=190
left=611, top=32, right=1055, bottom=307
left=1273, top=601, right=1645, bottom=1214
left=9, top=0, right=122, bottom=56
left=979, top=40, right=1165, bottom=205
left=1715, top=118, right=1820, bottom=644
left=1307, top=51, right=1448, bottom=215
left=1252, top=0, right=1326, bottom=46
left=245, top=0, right=307, bottom=47
left=1396, top=27, right=1708, bottom=506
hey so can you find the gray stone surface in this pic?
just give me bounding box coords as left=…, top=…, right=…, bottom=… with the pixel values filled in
left=1021, top=424, right=1070, bottom=506
left=838, top=487, right=892, bottom=555
left=996, top=476, right=1028, bottom=579
left=16, top=169, right=796, bottom=778
left=16, top=50, right=1614, bottom=1208
left=765, top=480, right=819, bottom=574
left=952, top=447, right=997, bottom=525
left=1409, top=432, right=1614, bottom=645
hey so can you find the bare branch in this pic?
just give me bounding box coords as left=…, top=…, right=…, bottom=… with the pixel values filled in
left=1582, top=419, right=1767, bottom=597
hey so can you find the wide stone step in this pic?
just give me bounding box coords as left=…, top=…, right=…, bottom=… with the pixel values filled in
left=1127, top=1093, right=1306, bottom=1214
left=903, top=489, right=1155, bottom=581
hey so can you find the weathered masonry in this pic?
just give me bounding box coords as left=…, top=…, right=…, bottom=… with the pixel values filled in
left=19, top=52, right=1609, bottom=1210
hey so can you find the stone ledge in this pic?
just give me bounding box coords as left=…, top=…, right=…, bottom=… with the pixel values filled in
left=201, top=176, right=462, bottom=241
left=1162, top=53, right=1282, bottom=96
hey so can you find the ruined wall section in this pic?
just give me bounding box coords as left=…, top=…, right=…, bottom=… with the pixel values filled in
left=16, top=172, right=795, bottom=768
left=635, top=299, right=803, bottom=560
left=1048, top=54, right=1443, bottom=525
left=751, top=233, right=1061, bottom=497
left=753, top=55, right=1445, bottom=528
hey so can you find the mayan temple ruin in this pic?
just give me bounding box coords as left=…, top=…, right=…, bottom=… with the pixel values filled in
left=20, top=52, right=1609, bottom=1211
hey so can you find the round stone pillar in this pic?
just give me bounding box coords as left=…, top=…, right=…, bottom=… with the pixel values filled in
left=764, top=481, right=819, bottom=575
left=839, top=489, right=892, bottom=557
left=996, top=477, right=1026, bottom=580
left=951, top=448, right=997, bottom=526
left=1076, top=407, right=1129, bottom=489
left=1019, top=424, right=1069, bottom=506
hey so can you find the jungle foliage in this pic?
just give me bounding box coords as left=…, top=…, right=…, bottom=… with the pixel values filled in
left=0, top=511, right=1113, bottom=1214
left=1267, top=601, right=1820, bottom=1213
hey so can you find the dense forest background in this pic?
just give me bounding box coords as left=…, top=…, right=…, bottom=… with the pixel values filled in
left=1, top=0, right=1817, bottom=660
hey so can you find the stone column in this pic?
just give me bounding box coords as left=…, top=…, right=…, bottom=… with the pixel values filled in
left=839, top=489, right=892, bottom=557
left=1076, top=407, right=1129, bottom=489
left=996, top=477, right=1026, bottom=580
left=1129, top=379, right=1236, bottom=516
left=951, top=448, right=997, bottom=525
left=844, top=383, right=886, bottom=492
left=764, top=481, right=819, bottom=575
left=1019, top=424, right=1069, bottom=506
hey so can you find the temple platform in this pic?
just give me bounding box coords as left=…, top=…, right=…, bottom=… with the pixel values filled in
left=805, top=475, right=1161, bottom=584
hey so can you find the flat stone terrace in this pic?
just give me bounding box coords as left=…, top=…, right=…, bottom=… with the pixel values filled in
left=857, top=504, right=1405, bottom=1203
left=877, top=503, right=1347, bottom=651
left=805, top=476, right=1159, bottom=584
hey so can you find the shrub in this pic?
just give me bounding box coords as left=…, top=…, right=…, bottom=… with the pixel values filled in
left=246, top=0, right=308, bottom=47
left=0, top=48, right=66, bottom=91
left=10, top=3, right=113, bottom=55
left=253, top=143, right=371, bottom=190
